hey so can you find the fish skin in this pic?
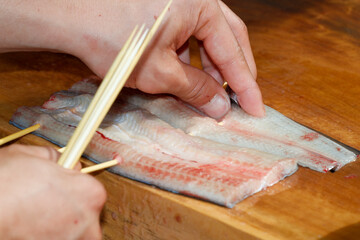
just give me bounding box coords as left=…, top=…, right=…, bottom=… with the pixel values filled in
left=117, top=88, right=356, bottom=173
left=10, top=80, right=298, bottom=208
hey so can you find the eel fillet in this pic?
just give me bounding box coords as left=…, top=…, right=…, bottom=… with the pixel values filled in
left=10, top=78, right=356, bottom=207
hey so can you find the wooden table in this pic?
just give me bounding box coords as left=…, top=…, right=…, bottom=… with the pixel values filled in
left=0, top=0, right=359, bottom=239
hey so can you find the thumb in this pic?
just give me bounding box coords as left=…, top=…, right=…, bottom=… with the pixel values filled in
left=172, top=62, right=231, bottom=119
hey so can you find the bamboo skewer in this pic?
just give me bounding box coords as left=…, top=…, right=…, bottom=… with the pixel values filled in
left=80, top=159, right=119, bottom=174
left=57, top=147, right=119, bottom=173
left=0, top=129, right=117, bottom=173
left=58, top=0, right=172, bottom=169
left=58, top=25, right=148, bottom=169
left=0, top=124, right=40, bottom=146
left=56, top=27, right=139, bottom=166
left=0, top=127, right=118, bottom=173
left=57, top=147, right=65, bottom=153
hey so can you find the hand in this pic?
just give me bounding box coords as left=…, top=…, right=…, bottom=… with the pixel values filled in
left=0, top=144, right=106, bottom=239
left=75, top=0, right=264, bottom=119
left=0, top=0, right=264, bottom=119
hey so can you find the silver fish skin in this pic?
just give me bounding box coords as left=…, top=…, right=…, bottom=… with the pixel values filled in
left=10, top=80, right=298, bottom=208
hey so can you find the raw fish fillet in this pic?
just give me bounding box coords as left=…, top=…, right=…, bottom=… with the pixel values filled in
left=118, top=90, right=357, bottom=173
left=10, top=78, right=301, bottom=208
left=69, top=78, right=356, bottom=172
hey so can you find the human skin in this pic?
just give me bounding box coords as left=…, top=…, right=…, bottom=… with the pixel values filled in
left=0, top=0, right=264, bottom=119
left=0, top=145, right=106, bottom=239
left=0, top=0, right=264, bottom=238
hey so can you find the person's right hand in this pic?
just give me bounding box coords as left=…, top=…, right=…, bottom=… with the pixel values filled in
left=0, top=144, right=106, bottom=240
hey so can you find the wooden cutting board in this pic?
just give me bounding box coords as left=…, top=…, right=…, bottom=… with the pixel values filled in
left=0, top=0, right=359, bottom=239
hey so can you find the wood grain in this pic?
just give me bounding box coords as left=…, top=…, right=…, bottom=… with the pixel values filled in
left=0, top=0, right=359, bottom=239
left=225, top=0, right=360, bottom=150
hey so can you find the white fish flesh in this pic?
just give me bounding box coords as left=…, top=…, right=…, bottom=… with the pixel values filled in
left=118, top=91, right=356, bottom=173
left=10, top=78, right=356, bottom=207
left=10, top=78, right=299, bottom=208
left=67, top=78, right=356, bottom=172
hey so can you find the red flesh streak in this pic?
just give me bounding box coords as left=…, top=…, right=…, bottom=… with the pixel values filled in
left=301, top=132, right=319, bottom=141
left=68, top=124, right=117, bottom=143
left=41, top=108, right=280, bottom=189
left=134, top=156, right=269, bottom=187
left=96, top=131, right=115, bottom=142
left=225, top=122, right=337, bottom=168
left=42, top=94, right=63, bottom=109
left=46, top=95, right=56, bottom=102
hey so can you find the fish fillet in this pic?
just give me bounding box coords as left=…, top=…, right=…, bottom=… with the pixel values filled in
left=10, top=77, right=356, bottom=207
left=117, top=90, right=356, bottom=173
left=10, top=78, right=299, bottom=208
left=67, top=78, right=356, bottom=172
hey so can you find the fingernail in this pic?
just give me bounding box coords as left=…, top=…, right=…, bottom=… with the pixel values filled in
left=199, top=93, right=230, bottom=119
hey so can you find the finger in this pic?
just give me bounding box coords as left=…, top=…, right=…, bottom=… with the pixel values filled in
left=5, top=144, right=60, bottom=162
left=170, top=60, right=231, bottom=119
left=80, top=219, right=103, bottom=240
left=218, top=1, right=257, bottom=79
left=79, top=174, right=107, bottom=210
left=73, top=161, right=82, bottom=171
left=27, top=145, right=60, bottom=162
left=176, top=40, right=190, bottom=64
left=194, top=2, right=264, bottom=117
left=198, top=41, right=224, bottom=85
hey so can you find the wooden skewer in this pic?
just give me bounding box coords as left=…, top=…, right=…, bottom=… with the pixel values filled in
left=56, top=27, right=139, bottom=166
left=58, top=25, right=148, bottom=169
left=0, top=124, right=40, bottom=146
left=58, top=0, right=172, bottom=169
left=57, top=147, right=65, bottom=153
left=57, top=147, right=119, bottom=173
left=80, top=159, right=119, bottom=174
left=0, top=126, right=117, bottom=173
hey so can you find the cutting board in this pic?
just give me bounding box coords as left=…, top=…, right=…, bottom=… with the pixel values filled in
left=0, top=0, right=359, bottom=239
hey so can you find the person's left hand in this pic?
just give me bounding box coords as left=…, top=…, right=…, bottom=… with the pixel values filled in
left=0, top=0, right=264, bottom=119
left=66, top=0, right=264, bottom=119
